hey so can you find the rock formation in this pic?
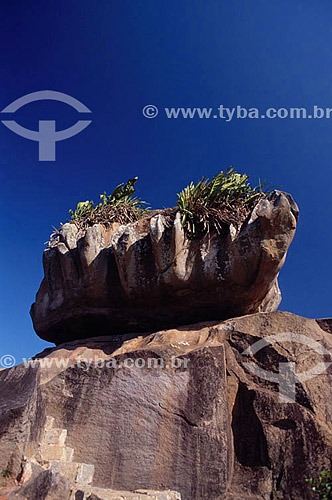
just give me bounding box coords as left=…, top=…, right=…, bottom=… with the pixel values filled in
left=1, top=312, right=332, bottom=499
left=3, top=188, right=331, bottom=499
left=31, top=191, right=298, bottom=344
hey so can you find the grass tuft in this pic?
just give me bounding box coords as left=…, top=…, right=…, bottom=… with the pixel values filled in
left=48, top=169, right=273, bottom=244
left=68, top=177, right=149, bottom=229
left=176, top=167, right=272, bottom=238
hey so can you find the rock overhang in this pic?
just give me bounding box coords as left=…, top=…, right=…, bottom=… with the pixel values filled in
left=30, top=190, right=299, bottom=344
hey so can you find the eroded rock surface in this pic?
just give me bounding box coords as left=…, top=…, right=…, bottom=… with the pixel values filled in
left=1, top=311, right=332, bottom=499
left=31, top=191, right=298, bottom=344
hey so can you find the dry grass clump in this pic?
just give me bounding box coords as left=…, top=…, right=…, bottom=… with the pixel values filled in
left=49, top=169, right=272, bottom=243
left=176, top=167, right=271, bottom=238
left=68, top=177, right=148, bottom=229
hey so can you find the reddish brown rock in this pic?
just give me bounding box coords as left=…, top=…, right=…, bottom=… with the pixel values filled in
left=31, top=191, right=298, bottom=344
left=1, top=311, right=332, bottom=499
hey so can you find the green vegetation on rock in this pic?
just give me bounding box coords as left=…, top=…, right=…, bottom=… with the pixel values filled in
left=60, top=169, right=271, bottom=240
left=68, top=177, right=148, bottom=227
left=176, top=167, right=271, bottom=239
left=306, top=471, right=332, bottom=499
left=1, top=464, right=11, bottom=479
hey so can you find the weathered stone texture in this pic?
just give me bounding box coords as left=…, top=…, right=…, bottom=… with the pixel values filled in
left=31, top=191, right=298, bottom=344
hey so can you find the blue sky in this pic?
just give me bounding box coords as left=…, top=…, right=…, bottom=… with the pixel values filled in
left=1, top=0, right=332, bottom=363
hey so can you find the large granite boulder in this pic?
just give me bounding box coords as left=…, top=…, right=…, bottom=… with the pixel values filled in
left=1, top=311, right=332, bottom=499
left=31, top=191, right=298, bottom=344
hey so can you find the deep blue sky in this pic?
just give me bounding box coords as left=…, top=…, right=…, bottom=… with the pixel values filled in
left=1, top=0, right=332, bottom=363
